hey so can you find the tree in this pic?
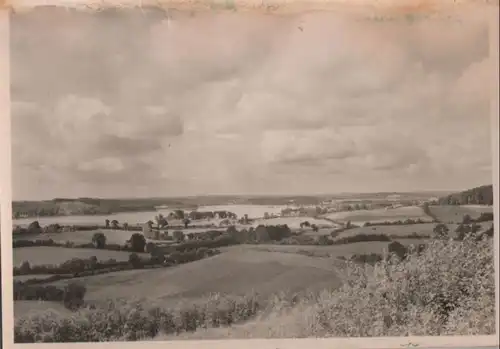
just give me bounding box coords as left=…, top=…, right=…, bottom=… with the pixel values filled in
left=155, top=214, right=168, bottom=229
left=111, top=220, right=119, bottom=229
left=63, top=282, right=87, bottom=310
left=19, top=261, right=31, bottom=274
left=455, top=224, right=470, bottom=241
left=105, top=219, right=110, bottom=229
left=122, top=222, right=129, bottom=231
left=173, top=230, right=185, bottom=242
left=317, top=235, right=331, bottom=245
left=89, top=256, right=98, bottom=274
left=183, top=218, right=191, bottom=229
left=388, top=241, right=407, bottom=260
left=145, top=242, right=158, bottom=254
left=129, top=233, right=147, bottom=252
left=433, top=223, right=450, bottom=240
left=174, top=210, right=185, bottom=220
left=92, top=232, right=107, bottom=249
left=27, top=221, right=43, bottom=235
left=311, top=224, right=319, bottom=232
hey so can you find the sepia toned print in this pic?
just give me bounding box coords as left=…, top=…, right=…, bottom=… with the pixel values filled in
left=7, top=5, right=497, bottom=343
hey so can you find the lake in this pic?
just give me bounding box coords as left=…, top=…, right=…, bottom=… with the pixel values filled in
left=12, top=204, right=293, bottom=227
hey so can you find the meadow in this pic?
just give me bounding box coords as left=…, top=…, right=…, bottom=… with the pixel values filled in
left=11, top=196, right=496, bottom=341
left=14, top=235, right=496, bottom=341
left=43, top=248, right=342, bottom=304
left=428, top=205, right=494, bottom=223
left=252, top=217, right=339, bottom=230
left=322, top=206, right=432, bottom=225
left=13, top=247, right=148, bottom=266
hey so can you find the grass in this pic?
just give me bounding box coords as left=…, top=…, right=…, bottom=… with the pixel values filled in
left=331, top=223, right=452, bottom=239
left=14, top=274, right=58, bottom=282
left=13, top=229, right=136, bottom=245
left=323, top=206, right=432, bottom=225
left=429, top=205, right=494, bottom=223
left=252, top=217, right=339, bottom=230
left=15, top=300, right=73, bottom=319
left=15, top=235, right=495, bottom=341
left=40, top=249, right=341, bottom=306
left=235, top=240, right=426, bottom=258
left=13, top=246, right=148, bottom=266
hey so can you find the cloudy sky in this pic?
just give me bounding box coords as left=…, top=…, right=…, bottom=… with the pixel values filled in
left=11, top=8, right=494, bottom=200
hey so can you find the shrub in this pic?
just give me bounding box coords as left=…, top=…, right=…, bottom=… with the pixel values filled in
left=313, top=235, right=495, bottom=337
left=92, top=232, right=107, bottom=249
left=173, top=231, right=185, bottom=242
left=433, top=223, right=450, bottom=240
left=63, top=282, right=87, bottom=310
left=129, top=233, right=146, bottom=252
left=27, top=221, right=43, bottom=235
left=333, top=234, right=391, bottom=245
left=128, top=253, right=142, bottom=268
left=19, top=261, right=31, bottom=274
left=387, top=241, right=407, bottom=260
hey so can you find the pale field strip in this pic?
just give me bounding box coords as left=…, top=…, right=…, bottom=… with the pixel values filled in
left=1, top=2, right=499, bottom=349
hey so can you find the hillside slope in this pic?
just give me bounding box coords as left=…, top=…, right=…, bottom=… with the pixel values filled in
left=47, top=248, right=342, bottom=304
left=437, top=185, right=493, bottom=205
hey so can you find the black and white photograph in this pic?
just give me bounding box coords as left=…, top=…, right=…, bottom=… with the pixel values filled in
left=2, top=3, right=498, bottom=344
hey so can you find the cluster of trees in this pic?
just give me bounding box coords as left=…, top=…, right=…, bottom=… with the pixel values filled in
left=363, top=218, right=432, bottom=227
left=437, top=184, right=493, bottom=206
left=13, top=281, right=87, bottom=310
left=432, top=220, right=494, bottom=241
left=299, top=221, right=320, bottom=232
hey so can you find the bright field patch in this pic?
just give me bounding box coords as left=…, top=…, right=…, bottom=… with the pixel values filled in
left=13, top=229, right=136, bottom=245
left=323, top=206, right=432, bottom=225
left=235, top=240, right=426, bottom=258
left=252, top=217, right=339, bottom=230
left=332, top=223, right=457, bottom=239
left=429, top=205, right=493, bottom=223
left=13, top=247, right=146, bottom=266
left=46, top=249, right=342, bottom=304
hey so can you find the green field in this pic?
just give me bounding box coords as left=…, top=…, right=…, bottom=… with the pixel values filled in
left=333, top=223, right=454, bottom=239
left=14, top=229, right=136, bottom=245
left=13, top=247, right=147, bottom=266
left=14, top=274, right=58, bottom=282
left=236, top=240, right=426, bottom=258
left=44, top=248, right=342, bottom=305
left=323, top=206, right=432, bottom=225
left=429, top=205, right=493, bottom=223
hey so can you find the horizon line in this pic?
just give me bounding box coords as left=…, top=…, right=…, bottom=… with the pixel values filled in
left=12, top=186, right=492, bottom=203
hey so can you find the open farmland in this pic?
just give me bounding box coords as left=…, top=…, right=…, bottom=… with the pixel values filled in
left=328, top=223, right=454, bottom=239
left=13, top=229, right=153, bottom=245
left=322, top=206, right=432, bottom=225
left=234, top=240, right=426, bottom=258
left=44, top=249, right=342, bottom=304
left=429, top=205, right=494, bottom=223
left=252, top=217, right=339, bottom=230
left=13, top=247, right=147, bottom=266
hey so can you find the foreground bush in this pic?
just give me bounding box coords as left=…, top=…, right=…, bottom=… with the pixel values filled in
left=14, top=235, right=495, bottom=341
left=14, top=293, right=266, bottom=342
left=300, top=234, right=496, bottom=337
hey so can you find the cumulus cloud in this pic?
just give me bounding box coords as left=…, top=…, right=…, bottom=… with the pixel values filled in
left=10, top=8, right=494, bottom=200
